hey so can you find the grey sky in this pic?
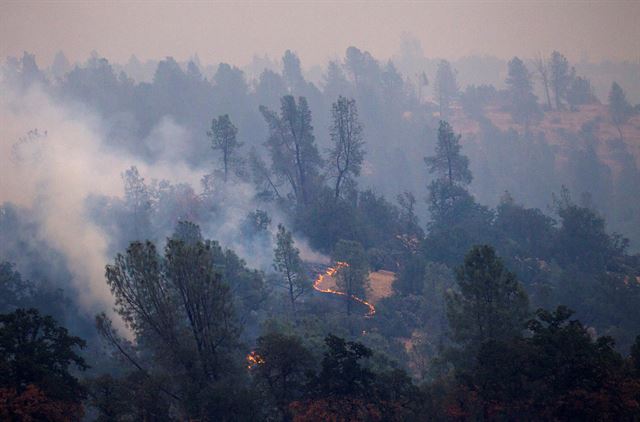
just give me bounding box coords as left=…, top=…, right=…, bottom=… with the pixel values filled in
left=1, top=1, right=639, bottom=67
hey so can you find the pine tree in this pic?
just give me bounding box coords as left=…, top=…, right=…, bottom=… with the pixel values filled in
left=446, top=245, right=529, bottom=353
left=506, top=57, right=541, bottom=131
left=273, top=224, right=307, bottom=314
left=208, top=114, right=242, bottom=182
left=608, top=82, right=633, bottom=141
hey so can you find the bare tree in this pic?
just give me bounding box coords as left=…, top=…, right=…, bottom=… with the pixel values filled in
left=549, top=51, right=573, bottom=110
left=534, top=53, right=552, bottom=110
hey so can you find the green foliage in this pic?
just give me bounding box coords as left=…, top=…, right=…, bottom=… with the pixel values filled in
left=505, top=56, right=541, bottom=128
left=449, top=306, right=640, bottom=420
left=251, top=332, right=314, bottom=420
left=332, top=240, right=369, bottom=316
left=273, top=224, right=307, bottom=313
left=549, top=51, right=573, bottom=110
left=0, top=262, right=70, bottom=324
left=314, top=334, right=374, bottom=398
left=460, top=84, right=496, bottom=118
left=494, top=192, right=555, bottom=260
left=434, top=60, right=458, bottom=118
left=208, top=114, right=243, bottom=181
left=102, top=222, right=253, bottom=418
left=86, top=372, right=171, bottom=421
left=260, top=95, right=323, bottom=206
left=609, top=82, right=634, bottom=139
left=0, top=309, right=87, bottom=405
left=567, top=75, right=598, bottom=108
left=446, top=245, right=529, bottom=354
left=553, top=187, right=625, bottom=272
left=328, top=96, right=365, bottom=199
left=425, top=121, right=472, bottom=188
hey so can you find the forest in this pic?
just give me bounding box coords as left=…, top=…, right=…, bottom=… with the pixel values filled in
left=2, top=31, right=640, bottom=421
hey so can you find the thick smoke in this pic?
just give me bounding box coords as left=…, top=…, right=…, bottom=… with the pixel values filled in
left=0, top=79, right=327, bottom=331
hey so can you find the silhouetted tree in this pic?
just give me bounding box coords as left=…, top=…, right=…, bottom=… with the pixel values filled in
left=0, top=309, right=87, bottom=420
left=534, top=53, right=553, bottom=110
left=425, top=121, right=473, bottom=223
left=549, top=51, right=573, bottom=110
left=505, top=57, right=541, bottom=131
left=102, top=222, right=244, bottom=418
left=273, top=224, right=307, bottom=314
left=608, top=82, right=634, bottom=141
left=332, top=240, right=368, bottom=316
left=328, top=96, right=365, bottom=199
left=446, top=245, right=529, bottom=354
left=208, top=114, right=243, bottom=182
left=251, top=332, right=313, bottom=420
left=260, top=96, right=323, bottom=206
left=434, top=60, right=458, bottom=118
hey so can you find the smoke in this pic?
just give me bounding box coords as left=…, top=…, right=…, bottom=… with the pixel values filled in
left=0, top=82, right=201, bottom=330
left=0, top=78, right=326, bottom=333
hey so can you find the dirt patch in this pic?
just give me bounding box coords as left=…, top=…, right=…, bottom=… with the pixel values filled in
left=314, top=269, right=395, bottom=305
left=367, top=270, right=395, bottom=304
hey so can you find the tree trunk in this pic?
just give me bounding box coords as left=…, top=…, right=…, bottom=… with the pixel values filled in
left=543, top=80, right=552, bottom=110
left=616, top=123, right=624, bottom=142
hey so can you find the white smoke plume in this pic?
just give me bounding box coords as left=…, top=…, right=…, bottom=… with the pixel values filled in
left=0, top=80, right=327, bottom=333
left=0, top=83, right=200, bottom=330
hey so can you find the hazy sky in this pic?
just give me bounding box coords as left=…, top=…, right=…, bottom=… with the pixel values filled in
left=1, top=1, right=639, bottom=67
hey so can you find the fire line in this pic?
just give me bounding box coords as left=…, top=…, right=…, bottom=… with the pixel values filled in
left=312, top=262, right=376, bottom=318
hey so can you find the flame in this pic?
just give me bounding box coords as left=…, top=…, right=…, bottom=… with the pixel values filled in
left=312, top=262, right=376, bottom=318
left=246, top=350, right=265, bottom=369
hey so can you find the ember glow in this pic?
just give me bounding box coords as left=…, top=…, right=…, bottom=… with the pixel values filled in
left=312, top=262, right=376, bottom=318
left=246, top=351, right=265, bottom=370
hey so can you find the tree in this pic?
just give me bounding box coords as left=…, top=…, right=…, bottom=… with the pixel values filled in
left=282, top=50, right=306, bottom=94
left=416, top=71, right=429, bottom=103
left=553, top=187, right=623, bottom=272
left=0, top=309, right=87, bottom=420
left=314, top=334, right=374, bottom=398
left=86, top=372, right=171, bottom=421
left=208, top=114, right=242, bottom=182
left=328, top=96, right=365, bottom=199
left=425, top=121, right=472, bottom=188
left=534, top=53, right=553, bottom=110
left=291, top=334, right=422, bottom=421
left=505, top=57, right=541, bottom=130
left=425, top=121, right=473, bottom=223
left=397, top=191, right=424, bottom=241
left=273, top=224, right=307, bottom=314
left=608, top=82, right=634, bottom=141
left=523, top=306, right=639, bottom=420
left=260, top=96, right=323, bottom=206
left=455, top=306, right=640, bottom=420
left=332, top=240, right=368, bottom=316
left=434, top=60, right=458, bottom=118
left=103, top=222, right=243, bottom=418
left=549, top=51, right=572, bottom=110
left=122, top=166, right=154, bottom=241
left=567, top=75, right=597, bottom=109
left=250, top=332, right=313, bottom=420
left=446, top=245, right=529, bottom=354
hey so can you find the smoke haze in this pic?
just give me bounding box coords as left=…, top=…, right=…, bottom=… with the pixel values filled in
left=1, top=2, right=639, bottom=67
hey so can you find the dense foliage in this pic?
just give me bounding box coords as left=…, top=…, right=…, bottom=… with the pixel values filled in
left=2, top=45, right=640, bottom=420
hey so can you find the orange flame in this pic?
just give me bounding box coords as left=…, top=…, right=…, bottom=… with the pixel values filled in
left=246, top=350, right=265, bottom=369
left=312, top=262, right=376, bottom=318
